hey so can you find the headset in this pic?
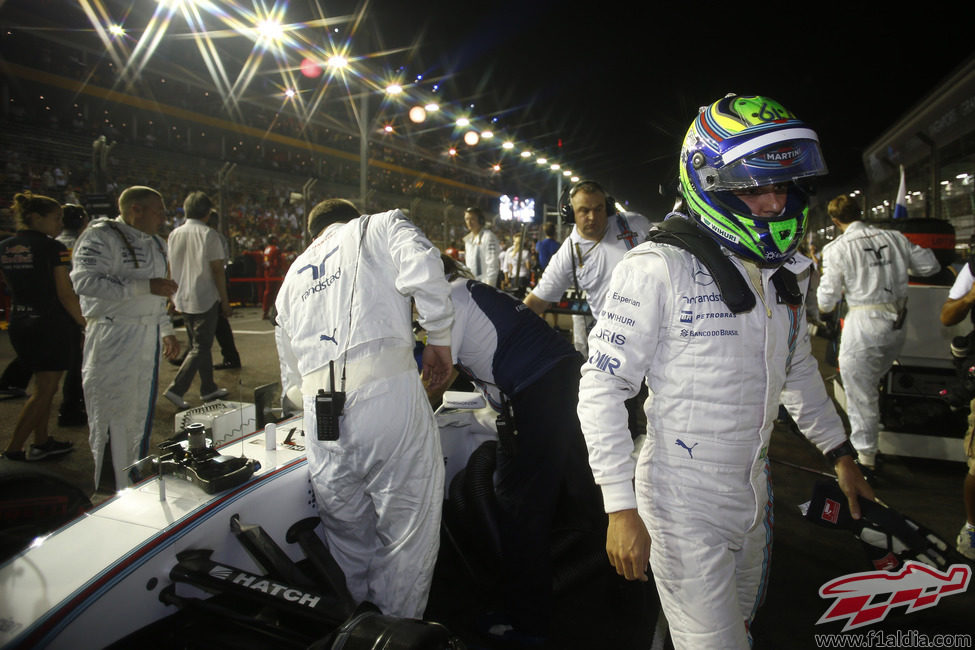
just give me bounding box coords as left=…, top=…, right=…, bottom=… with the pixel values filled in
left=558, top=179, right=617, bottom=224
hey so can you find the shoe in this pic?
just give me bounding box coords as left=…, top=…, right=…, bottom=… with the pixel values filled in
left=164, top=390, right=191, bottom=410
left=27, top=437, right=74, bottom=461
left=58, top=411, right=88, bottom=427
left=2, top=450, right=27, bottom=461
left=958, top=524, right=975, bottom=560
left=213, top=361, right=241, bottom=370
left=201, top=387, right=229, bottom=402
left=0, top=386, right=29, bottom=399
left=168, top=355, right=187, bottom=367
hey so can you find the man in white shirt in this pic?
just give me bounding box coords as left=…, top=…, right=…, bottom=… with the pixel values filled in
left=817, top=194, right=939, bottom=468
left=523, top=180, right=650, bottom=354
left=462, top=207, right=500, bottom=287
left=163, top=192, right=231, bottom=408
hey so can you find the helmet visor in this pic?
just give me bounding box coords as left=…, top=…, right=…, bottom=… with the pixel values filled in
left=695, top=134, right=828, bottom=191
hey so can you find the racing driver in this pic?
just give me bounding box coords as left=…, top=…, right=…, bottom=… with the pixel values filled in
left=577, top=94, right=874, bottom=649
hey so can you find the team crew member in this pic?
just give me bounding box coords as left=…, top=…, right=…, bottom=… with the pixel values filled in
left=262, top=235, right=283, bottom=319
left=439, top=256, right=604, bottom=643
left=72, top=186, right=180, bottom=490
left=524, top=180, right=650, bottom=354
left=817, top=195, right=939, bottom=469
left=0, top=192, right=84, bottom=461
left=939, top=259, right=975, bottom=560
left=275, top=198, right=453, bottom=618
left=577, top=95, right=874, bottom=649
left=535, top=221, right=559, bottom=270
left=462, top=207, right=501, bottom=287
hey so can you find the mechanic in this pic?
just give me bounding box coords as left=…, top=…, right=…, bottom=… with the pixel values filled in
left=261, top=235, right=282, bottom=319
left=938, top=259, right=975, bottom=560
left=71, top=185, right=180, bottom=492
left=274, top=198, right=453, bottom=618
left=462, top=206, right=501, bottom=287
left=817, top=194, right=939, bottom=469
left=437, top=255, right=604, bottom=644
left=523, top=179, right=650, bottom=356
left=577, top=94, right=875, bottom=649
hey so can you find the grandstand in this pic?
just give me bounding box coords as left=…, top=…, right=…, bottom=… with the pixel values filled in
left=0, top=8, right=534, bottom=259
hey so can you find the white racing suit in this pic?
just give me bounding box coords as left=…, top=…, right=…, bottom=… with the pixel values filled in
left=817, top=221, right=939, bottom=460
left=578, top=239, right=847, bottom=649
left=70, top=217, right=173, bottom=489
left=274, top=209, right=453, bottom=618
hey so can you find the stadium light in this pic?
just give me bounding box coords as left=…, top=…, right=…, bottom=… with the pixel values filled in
left=327, top=55, right=349, bottom=69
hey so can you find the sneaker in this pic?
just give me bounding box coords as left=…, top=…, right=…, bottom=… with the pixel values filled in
left=2, top=450, right=27, bottom=461
left=213, top=361, right=241, bottom=370
left=27, top=438, right=74, bottom=461
left=164, top=390, right=190, bottom=410
left=0, top=386, right=29, bottom=399
left=957, top=524, right=975, bottom=560
left=201, top=387, right=229, bottom=402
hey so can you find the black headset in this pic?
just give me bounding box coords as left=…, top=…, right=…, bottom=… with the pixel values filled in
left=558, top=180, right=617, bottom=224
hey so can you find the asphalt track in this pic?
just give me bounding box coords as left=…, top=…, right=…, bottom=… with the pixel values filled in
left=1, top=306, right=974, bottom=649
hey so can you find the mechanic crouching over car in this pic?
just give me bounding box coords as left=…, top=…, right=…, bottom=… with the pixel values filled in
left=274, top=198, right=454, bottom=619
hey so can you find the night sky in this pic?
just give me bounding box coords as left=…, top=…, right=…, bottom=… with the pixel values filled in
left=374, top=1, right=975, bottom=216
left=7, top=0, right=975, bottom=218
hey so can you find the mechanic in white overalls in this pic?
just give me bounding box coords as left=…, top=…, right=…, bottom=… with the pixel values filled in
left=275, top=199, right=453, bottom=619
left=71, top=186, right=181, bottom=491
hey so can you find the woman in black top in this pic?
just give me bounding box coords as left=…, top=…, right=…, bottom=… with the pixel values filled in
left=0, top=192, right=85, bottom=461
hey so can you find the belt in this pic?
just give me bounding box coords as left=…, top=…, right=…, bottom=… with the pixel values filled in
left=846, top=298, right=906, bottom=315
left=301, top=346, right=416, bottom=396
left=88, top=313, right=161, bottom=326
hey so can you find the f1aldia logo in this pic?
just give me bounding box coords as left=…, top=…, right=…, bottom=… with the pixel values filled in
left=817, top=561, right=970, bottom=631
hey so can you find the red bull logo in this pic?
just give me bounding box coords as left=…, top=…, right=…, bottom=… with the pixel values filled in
left=817, top=561, right=970, bottom=631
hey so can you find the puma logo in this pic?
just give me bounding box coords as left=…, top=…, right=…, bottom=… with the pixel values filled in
left=675, top=439, right=698, bottom=458
left=320, top=329, right=338, bottom=345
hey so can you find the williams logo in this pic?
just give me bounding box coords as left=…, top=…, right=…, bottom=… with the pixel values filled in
left=296, top=245, right=340, bottom=280
left=817, top=561, right=970, bottom=631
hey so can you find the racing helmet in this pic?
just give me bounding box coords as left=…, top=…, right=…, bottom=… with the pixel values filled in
left=679, top=94, right=828, bottom=266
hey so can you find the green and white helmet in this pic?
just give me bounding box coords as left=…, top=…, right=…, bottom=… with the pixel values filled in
left=679, top=94, right=828, bottom=266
